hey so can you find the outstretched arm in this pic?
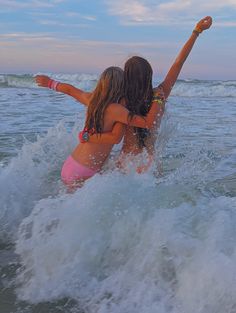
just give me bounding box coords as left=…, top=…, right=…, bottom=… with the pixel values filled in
left=89, top=122, right=125, bottom=144
left=106, top=102, right=162, bottom=129
left=82, top=100, right=164, bottom=145
left=159, top=16, right=212, bottom=99
left=35, top=75, right=91, bottom=106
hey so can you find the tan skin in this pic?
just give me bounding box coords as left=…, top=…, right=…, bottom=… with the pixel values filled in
left=35, top=76, right=157, bottom=174
left=88, top=16, right=213, bottom=172
left=35, top=16, right=212, bottom=176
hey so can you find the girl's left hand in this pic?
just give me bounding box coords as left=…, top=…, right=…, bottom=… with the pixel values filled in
left=35, top=75, right=50, bottom=87
left=195, top=16, right=213, bottom=32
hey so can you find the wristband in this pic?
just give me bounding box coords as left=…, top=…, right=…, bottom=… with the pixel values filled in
left=193, top=25, right=202, bottom=35
left=193, top=30, right=199, bottom=36
left=48, top=79, right=59, bottom=91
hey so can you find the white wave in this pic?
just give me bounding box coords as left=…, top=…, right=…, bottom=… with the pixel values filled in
left=0, top=74, right=35, bottom=88
left=13, top=123, right=232, bottom=312
left=0, top=110, right=173, bottom=242
left=15, top=176, right=236, bottom=312
left=1, top=74, right=236, bottom=97
left=1, top=98, right=235, bottom=311
left=171, top=80, right=236, bottom=98
left=0, top=121, right=78, bottom=242
left=0, top=113, right=233, bottom=313
left=0, top=74, right=5, bottom=83
left=1, top=106, right=233, bottom=245
left=0, top=73, right=98, bottom=90
left=43, top=73, right=98, bottom=91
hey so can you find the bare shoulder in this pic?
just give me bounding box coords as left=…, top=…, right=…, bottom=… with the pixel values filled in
left=107, top=97, right=126, bottom=110
left=106, top=102, right=129, bottom=123
left=107, top=102, right=123, bottom=111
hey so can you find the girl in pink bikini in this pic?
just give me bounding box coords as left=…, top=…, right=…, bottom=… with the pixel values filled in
left=35, top=16, right=212, bottom=186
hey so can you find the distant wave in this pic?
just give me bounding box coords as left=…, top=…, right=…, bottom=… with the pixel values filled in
left=171, top=79, right=236, bottom=98
left=0, top=73, right=98, bottom=91
left=0, top=74, right=35, bottom=88
left=1, top=73, right=236, bottom=97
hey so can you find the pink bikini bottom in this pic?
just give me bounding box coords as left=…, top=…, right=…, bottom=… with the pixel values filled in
left=61, top=155, right=97, bottom=184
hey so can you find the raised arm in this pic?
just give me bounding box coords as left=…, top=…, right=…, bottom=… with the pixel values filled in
left=89, top=122, right=125, bottom=144
left=159, top=16, right=212, bottom=99
left=35, top=75, right=91, bottom=106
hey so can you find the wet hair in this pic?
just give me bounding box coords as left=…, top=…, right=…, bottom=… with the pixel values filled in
left=85, top=66, right=124, bottom=133
left=124, top=56, right=153, bottom=148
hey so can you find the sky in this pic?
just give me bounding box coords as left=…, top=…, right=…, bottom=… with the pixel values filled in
left=0, top=0, right=236, bottom=80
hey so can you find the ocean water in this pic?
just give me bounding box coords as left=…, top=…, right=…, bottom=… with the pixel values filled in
left=0, top=74, right=236, bottom=313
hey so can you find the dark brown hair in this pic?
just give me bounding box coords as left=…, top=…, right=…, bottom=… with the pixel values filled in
left=85, top=66, right=124, bottom=133
left=124, top=56, right=153, bottom=148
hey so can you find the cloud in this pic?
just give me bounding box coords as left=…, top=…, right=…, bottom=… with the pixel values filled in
left=32, top=12, right=96, bottom=29
left=38, top=20, right=90, bottom=28
left=1, top=31, right=234, bottom=79
left=0, top=32, right=175, bottom=49
left=0, top=32, right=58, bottom=44
left=0, top=33, right=177, bottom=73
left=214, top=21, right=236, bottom=27
left=105, top=1, right=151, bottom=23
left=65, top=12, right=97, bottom=21
left=0, top=0, right=65, bottom=9
left=83, top=15, right=97, bottom=21
left=76, top=39, right=176, bottom=50
left=105, top=0, right=236, bottom=25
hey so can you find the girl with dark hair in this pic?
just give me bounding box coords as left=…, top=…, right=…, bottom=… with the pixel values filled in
left=89, top=16, right=212, bottom=173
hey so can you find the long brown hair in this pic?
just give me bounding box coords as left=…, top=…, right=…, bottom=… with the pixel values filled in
left=85, top=67, right=124, bottom=133
left=124, top=56, right=153, bottom=148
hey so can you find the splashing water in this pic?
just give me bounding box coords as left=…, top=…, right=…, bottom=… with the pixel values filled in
left=0, top=75, right=236, bottom=313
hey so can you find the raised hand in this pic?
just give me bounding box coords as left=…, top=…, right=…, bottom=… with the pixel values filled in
left=195, top=16, right=212, bottom=33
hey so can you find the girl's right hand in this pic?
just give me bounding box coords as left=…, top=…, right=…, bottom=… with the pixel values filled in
left=35, top=75, right=50, bottom=87
left=195, top=16, right=212, bottom=33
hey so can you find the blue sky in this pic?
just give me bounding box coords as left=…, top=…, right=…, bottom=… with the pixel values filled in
left=0, top=0, right=236, bottom=79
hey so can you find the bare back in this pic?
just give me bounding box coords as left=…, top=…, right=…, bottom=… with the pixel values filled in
left=121, top=88, right=165, bottom=157
left=71, top=103, right=122, bottom=171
